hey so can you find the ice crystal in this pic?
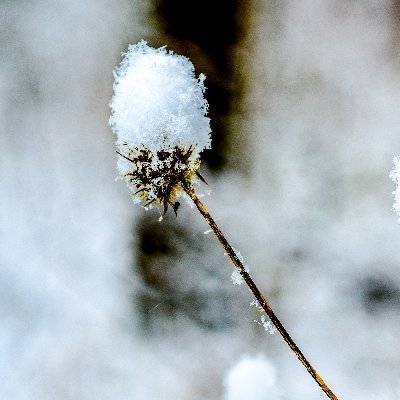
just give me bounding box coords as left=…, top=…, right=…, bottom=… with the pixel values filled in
left=253, top=314, right=277, bottom=335
left=231, top=270, right=244, bottom=285
left=260, top=314, right=277, bottom=335
left=250, top=299, right=260, bottom=307
left=225, top=247, right=249, bottom=285
left=390, top=157, right=400, bottom=219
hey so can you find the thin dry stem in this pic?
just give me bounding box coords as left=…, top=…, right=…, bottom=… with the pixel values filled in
left=184, top=185, right=339, bottom=400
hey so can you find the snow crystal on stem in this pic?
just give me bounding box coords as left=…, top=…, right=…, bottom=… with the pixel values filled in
left=250, top=299, right=260, bottom=307
left=224, top=247, right=249, bottom=285
left=390, top=157, right=400, bottom=219
left=254, top=315, right=277, bottom=335
left=231, top=270, right=244, bottom=285
left=260, top=314, right=277, bottom=335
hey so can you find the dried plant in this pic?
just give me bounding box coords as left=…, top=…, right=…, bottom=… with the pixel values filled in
left=109, top=41, right=339, bottom=400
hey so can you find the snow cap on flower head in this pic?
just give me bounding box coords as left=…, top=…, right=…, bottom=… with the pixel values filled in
left=109, top=40, right=211, bottom=213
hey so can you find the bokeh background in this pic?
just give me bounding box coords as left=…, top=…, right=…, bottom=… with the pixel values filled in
left=2, top=1, right=400, bottom=399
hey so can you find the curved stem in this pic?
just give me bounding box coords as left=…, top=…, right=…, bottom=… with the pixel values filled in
left=184, top=185, right=339, bottom=400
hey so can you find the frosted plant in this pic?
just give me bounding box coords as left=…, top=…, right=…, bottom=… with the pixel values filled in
left=390, top=157, right=400, bottom=219
left=109, top=40, right=211, bottom=214
left=109, top=41, right=339, bottom=400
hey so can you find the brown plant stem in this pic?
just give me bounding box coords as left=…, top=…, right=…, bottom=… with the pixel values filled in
left=183, top=185, right=339, bottom=400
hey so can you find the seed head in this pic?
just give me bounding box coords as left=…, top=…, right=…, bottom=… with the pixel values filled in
left=109, top=41, right=211, bottom=213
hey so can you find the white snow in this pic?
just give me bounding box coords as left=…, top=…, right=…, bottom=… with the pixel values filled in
left=390, top=157, right=400, bottom=219
left=109, top=40, right=211, bottom=154
left=223, top=354, right=281, bottom=400
left=227, top=247, right=249, bottom=285
left=260, top=315, right=277, bottom=335
left=231, top=269, right=244, bottom=285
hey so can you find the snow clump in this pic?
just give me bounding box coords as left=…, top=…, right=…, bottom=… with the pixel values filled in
left=223, top=354, right=282, bottom=400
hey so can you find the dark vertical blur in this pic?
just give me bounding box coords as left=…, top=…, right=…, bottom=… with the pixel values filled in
left=134, top=0, right=245, bottom=334
left=136, top=212, right=233, bottom=334
left=154, top=0, right=243, bottom=170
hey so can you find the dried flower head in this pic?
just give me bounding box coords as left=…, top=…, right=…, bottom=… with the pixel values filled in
left=109, top=40, right=211, bottom=213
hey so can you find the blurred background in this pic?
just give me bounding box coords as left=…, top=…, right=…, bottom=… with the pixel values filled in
left=2, top=0, right=400, bottom=399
